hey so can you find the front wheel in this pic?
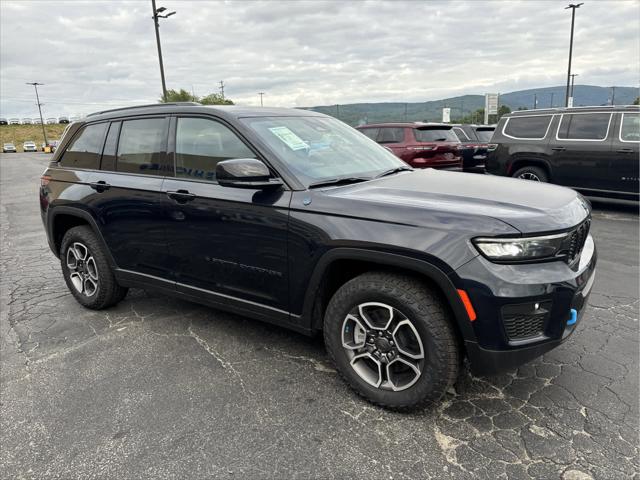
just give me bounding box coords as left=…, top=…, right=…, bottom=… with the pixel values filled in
left=324, top=272, right=460, bottom=410
left=60, top=226, right=128, bottom=309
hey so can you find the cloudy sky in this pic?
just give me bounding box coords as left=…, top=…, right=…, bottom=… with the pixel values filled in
left=1, top=0, right=638, bottom=117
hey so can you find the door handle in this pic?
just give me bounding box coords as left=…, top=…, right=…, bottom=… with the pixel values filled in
left=89, top=180, right=111, bottom=192
left=616, top=148, right=633, bottom=153
left=551, top=147, right=566, bottom=152
left=166, top=190, right=196, bottom=203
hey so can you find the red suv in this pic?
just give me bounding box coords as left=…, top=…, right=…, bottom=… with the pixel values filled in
left=357, top=123, right=462, bottom=170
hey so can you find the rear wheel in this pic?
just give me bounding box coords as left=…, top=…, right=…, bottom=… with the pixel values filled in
left=512, top=165, right=548, bottom=182
left=60, top=226, right=128, bottom=309
left=324, top=272, right=460, bottom=410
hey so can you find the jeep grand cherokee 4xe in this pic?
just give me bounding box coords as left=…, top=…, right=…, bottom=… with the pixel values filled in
left=40, top=104, right=596, bottom=410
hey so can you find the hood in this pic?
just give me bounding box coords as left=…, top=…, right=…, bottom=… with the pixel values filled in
left=321, top=169, right=590, bottom=234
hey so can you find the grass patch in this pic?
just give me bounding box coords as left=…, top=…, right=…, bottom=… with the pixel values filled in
left=1, top=124, right=68, bottom=151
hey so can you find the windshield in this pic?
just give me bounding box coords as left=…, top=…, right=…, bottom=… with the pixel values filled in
left=475, top=128, right=494, bottom=142
left=241, top=116, right=406, bottom=186
left=413, top=127, right=458, bottom=142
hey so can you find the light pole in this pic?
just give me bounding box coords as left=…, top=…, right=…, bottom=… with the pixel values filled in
left=570, top=73, right=579, bottom=104
left=26, top=82, right=47, bottom=145
left=258, top=92, right=265, bottom=107
left=611, top=86, right=616, bottom=106
left=151, top=0, right=175, bottom=102
left=564, top=3, right=583, bottom=107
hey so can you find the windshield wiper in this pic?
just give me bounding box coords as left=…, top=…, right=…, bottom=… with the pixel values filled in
left=308, top=176, right=371, bottom=189
left=374, top=166, right=413, bottom=179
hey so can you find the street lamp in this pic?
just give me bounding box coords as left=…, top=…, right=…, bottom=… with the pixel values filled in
left=151, top=0, right=176, bottom=102
left=258, top=92, right=265, bottom=107
left=26, top=82, right=47, bottom=145
left=564, top=3, right=583, bottom=107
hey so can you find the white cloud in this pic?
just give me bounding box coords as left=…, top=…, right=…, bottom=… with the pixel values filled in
left=1, top=0, right=638, bottom=117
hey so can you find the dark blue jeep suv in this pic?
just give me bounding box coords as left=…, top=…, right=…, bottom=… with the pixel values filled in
left=40, top=103, right=596, bottom=410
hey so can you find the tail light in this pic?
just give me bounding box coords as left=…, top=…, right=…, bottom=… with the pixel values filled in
left=487, top=143, right=498, bottom=152
left=40, top=175, right=51, bottom=187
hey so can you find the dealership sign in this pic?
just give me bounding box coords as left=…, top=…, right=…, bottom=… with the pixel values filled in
left=484, top=93, right=499, bottom=124
left=442, top=107, right=451, bottom=123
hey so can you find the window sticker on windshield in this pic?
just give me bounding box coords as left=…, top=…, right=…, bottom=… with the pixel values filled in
left=268, top=126, right=308, bottom=151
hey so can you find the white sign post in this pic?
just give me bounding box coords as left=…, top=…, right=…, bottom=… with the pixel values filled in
left=442, top=107, right=451, bottom=123
left=568, top=97, right=574, bottom=108
left=484, top=93, right=499, bottom=125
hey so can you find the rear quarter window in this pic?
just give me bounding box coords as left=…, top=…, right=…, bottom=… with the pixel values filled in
left=503, top=115, right=552, bottom=140
left=620, top=113, right=640, bottom=142
left=59, top=123, right=108, bottom=169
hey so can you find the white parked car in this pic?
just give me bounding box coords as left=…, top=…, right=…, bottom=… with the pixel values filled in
left=46, top=117, right=57, bottom=124
left=9, top=118, right=20, bottom=125
left=23, top=141, right=37, bottom=152
left=32, top=118, right=42, bottom=125
left=21, top=118, right=33, bottom=125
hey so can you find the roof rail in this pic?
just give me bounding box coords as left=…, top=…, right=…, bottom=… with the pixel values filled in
left=86, top=102, right=201, bottom=117
left=513, top=104, right=639, bottom=114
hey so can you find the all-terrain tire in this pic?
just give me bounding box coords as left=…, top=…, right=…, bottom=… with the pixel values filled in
left=323, top=272, right=460, bottom=411
left=512, top=165, right=549, bottom=182
left=60, top=225, right=128, bottom=309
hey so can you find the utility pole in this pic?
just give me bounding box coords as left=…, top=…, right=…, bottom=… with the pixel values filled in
left=550, top=92, right=554, bottom=108
left=258, top=92, right=265, bottom=107
left=611, top=86, right=616, bottom=106
left=533, top=94, right=537, bottom=110
left=336, top=104, right=340, bottom=119
left=151, top=0, right=175, bottom=102
left=564, top=3, right=583, bottom=107
left=404, top=103, right=408, bottom=121
left=26, top=82, right=47, bottom=145
left=569, top=73, right=579, bottom=105
left=219, top=80, right=225, bottom=100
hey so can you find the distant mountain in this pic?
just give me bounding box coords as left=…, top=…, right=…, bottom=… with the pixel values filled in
left=305, top=85, right=639, bottom=126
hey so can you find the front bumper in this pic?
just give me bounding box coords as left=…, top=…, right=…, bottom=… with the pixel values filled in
left=455, top=235, right=597, bottom=375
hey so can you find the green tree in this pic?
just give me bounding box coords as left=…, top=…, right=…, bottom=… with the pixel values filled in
left=633, top=97, right=639, bottom=105
left=497, top=105, right=511, bottom=119
left=199, top=93, right=234, bottom=105
left=160, top=88, right=195, bottom=102
left=159, top=89, right=234, bottom=105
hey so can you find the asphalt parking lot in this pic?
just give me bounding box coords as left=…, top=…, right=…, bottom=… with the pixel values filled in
left=1, top=153, right=638, bottom=479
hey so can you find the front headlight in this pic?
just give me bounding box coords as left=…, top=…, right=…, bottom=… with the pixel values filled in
left=473, top=233, right=569, bottom=262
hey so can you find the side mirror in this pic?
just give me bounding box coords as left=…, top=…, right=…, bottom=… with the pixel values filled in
left=216, top=159, right=283, bottom=189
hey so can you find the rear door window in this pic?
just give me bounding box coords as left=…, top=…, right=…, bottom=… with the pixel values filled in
left=60, top=123, right=108, bottom=169
left=377, top=127, right=404, bottom=143
left=175, top=117, right=256, bottom=183
left=359, top=128, right=379, bottom=140
left=620, top=113, right=640, bottom=142
left=413, top=127, right=458, bottom=142
left=116, top=117, right=171, bottom=175
left=557, top=113, right=612, bottom=141
left=503, top=115, right=552, bottom=140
